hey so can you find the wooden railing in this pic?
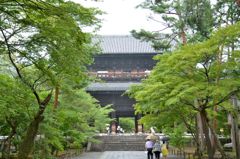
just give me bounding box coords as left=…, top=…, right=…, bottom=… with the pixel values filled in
left=169, top=147, right=222, bottom=159
left=89, top=70, right=150, bottom=79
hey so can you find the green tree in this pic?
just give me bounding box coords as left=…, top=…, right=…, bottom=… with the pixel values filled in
left=129, top=22, right=240, bottom=159
left=0, top=74, right=36, bottom=158
left=214, top=2, right=240, bottom=157
left=119, top=118, right=135, bottom=133
left=0, top=0, right=101, bottom=158
left=131, top=0, right=213, bottom=51
left=165, top=124, right=187, bottom=152
left=34, top=87, right=112, bottom=158
left=214, top=0, right=240, bottom=27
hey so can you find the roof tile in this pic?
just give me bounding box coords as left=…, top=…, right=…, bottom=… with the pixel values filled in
left=94, top=35, right=156, bottom=54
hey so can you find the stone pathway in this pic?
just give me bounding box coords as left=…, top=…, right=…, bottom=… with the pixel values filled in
left=70, top=151, right=183, bottom=159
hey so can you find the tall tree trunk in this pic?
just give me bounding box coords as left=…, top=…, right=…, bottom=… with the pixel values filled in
left=18, top=93, right=52, bottom=159
left=197, top=113, right=205, bottom=150
left=194, top=100, right=205, bottom=158
left=18, top=109, right=45, bottom=159
left=200, top=109, right=216, bottom=159
left=196, top=114, right=204, bottom=159
left=181, top=30, right=187, bottom=45
left=208, top=121, right=230, bottom=159
left=209, top=44, right=222, bottom=157
left=211, top=111, right=217, bottom=158
left=230, top=95, right=240, bottom=159
left=54, top=86, right=59, bottom=109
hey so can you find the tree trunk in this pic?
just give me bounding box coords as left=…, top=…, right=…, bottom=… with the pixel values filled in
left=231, top=95, right=240, bottom=159
left=2, top=138, right=12, bottom=159
left=200, top=109, right=216, bottom=159
left=18, top=92, right=52, bottom=159
left=208, top=122, right=230, bottom=159
left=212, top=105, right=218, bottom=146
left=2, top=119, right=17, bottom=159
left=54, top=86, right=59, bottom=109
left=195, top=114, right=204, bottom=159
left=18, top=109, right=45, bottom=159
left=197, top=113, right=205, bottom=150
left=181, top=30, right=187, bottom=45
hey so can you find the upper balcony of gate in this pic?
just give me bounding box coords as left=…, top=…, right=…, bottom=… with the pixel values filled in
left=88, top=35, right=161, bottom=81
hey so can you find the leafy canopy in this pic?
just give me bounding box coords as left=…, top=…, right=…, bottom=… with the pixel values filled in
left=129, top=22, right=240, bottom=132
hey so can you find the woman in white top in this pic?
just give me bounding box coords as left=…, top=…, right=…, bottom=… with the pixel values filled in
left=153, top=140, right=161, bottom=159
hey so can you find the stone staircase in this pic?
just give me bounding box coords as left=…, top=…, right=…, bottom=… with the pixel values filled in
left=89, top=134, right=147, bottom=151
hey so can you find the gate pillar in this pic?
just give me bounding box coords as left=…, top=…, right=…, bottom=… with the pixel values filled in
left=135, top=114, right=143, bottom=133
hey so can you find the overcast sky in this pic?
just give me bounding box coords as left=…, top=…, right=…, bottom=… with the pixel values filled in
left=72, top=0, right=161, bottom=35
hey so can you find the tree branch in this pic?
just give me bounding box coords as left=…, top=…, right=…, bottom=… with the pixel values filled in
left=208, top=88, right=240, bottom=108
left=179, top=98, right=199, bottom=111
left=0, top=27, right=41, bottom=105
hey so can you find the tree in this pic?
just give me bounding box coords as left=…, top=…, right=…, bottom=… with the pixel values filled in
left=0, top=74, right=35, bottom=158
left=131, top=1, right=240, bottom=157
left=214, top=2, right=240, bottom=157
left=131, top=0, right=213, bottom=51
left=0, top=0, right=101, bottom=158
left=214, top=0, right=240, bottom=27
left=129, top=22, right=240, bottom=159
left=119, top=118, right=135, bottom=133
left=35, top=87, right=112, bottom=158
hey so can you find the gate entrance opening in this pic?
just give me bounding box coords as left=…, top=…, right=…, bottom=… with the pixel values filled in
left=118, top=117, right=134, bottom=133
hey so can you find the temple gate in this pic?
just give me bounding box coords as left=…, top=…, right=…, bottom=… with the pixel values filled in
left=87, top=35, right=159, bottom=133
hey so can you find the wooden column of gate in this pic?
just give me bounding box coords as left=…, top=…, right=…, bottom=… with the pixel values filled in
left=135, top=114, right=143, bottom=133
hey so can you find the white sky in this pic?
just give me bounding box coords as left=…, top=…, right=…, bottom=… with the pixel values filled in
left=71, top=0, right=161, bottom=35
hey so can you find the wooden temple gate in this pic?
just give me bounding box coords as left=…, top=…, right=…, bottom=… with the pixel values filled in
left=87, top=35, right=159, bottom=133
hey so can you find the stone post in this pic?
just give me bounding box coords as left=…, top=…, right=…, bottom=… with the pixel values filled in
left=135, top=114, right=143, bottom=134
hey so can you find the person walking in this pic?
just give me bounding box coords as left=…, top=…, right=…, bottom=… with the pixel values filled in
left=161, top=141, right=169, bottom=159
left=145, top=139, right=154, bottom=159
left=153, top=140, right=161, bottom=159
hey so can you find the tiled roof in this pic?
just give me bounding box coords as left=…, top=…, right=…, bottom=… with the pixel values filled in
left=86, top=82, right=140, bottom=91
left=93, top=35, right=156, bottom=54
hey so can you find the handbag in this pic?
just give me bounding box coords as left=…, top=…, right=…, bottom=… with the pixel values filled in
left=152, top=147, right=158, bottom=152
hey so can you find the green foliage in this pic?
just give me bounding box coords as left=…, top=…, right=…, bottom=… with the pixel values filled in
left=0, top=0, right=110, bottom=158
left=133, top=0, right=240, bottom=53
left=33, top=87, right=112, bottom=157
left=0, top=74, right=36, bottom=135
left=214, top=0, right=240, bottom=26
left=184, top=0, right=213, bottom=38
left=164, top=124, right=187, bottom=150
left=0, top=0, right=101, bottom=91
left=129, top=22, right=240, bottom=137
left=119, top=118, right=135, bottom=133
left=132, top=0, right=214, bottom=51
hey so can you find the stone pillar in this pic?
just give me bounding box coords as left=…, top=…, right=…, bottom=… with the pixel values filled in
left=137, top=122, right=143, bottom=134
left=135, top=114, right=143, bottom=133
